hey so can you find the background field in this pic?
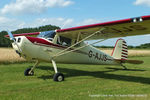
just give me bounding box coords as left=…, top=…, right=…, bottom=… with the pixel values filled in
left=0, top=48, right=150, bottom=63
left=0, top=48, right=25, bottom=63
left=0, top=48, right=150, bottom=100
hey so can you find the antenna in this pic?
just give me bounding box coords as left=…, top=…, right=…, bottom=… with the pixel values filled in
left=61, top=19, right=72, bottom=29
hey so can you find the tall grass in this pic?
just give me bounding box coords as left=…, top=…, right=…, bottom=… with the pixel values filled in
left=0, top=48, right=150, bottom=63
left=99, top=48, right=150, bottom=57
left=0, top=48, right=25, bottom=63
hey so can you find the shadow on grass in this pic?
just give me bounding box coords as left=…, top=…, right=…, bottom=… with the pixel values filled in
left=105, top=67, right=146, bottom=71
left=37, top=65, right=150, bottom=84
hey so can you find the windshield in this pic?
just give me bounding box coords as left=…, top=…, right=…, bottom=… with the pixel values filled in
left=37, top=30, right=56, bottom=41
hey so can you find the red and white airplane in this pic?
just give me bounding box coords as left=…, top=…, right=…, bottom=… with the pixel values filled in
left=6, top=15, right=150, bottom=82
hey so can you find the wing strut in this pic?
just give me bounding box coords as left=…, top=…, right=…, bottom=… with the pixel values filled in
left=54, top=39, right=106, bottom=58
left=52, top=28, right=107, bottom=58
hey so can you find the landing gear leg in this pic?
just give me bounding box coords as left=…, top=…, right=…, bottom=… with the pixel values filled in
left=52, top=59, right=64, bottom=82
left=24, top=60, right=39, bottom=76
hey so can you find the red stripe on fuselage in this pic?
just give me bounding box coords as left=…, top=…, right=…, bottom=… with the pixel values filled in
left=26, top=36, right=66, bottom=49
left=25, top=36, right=88, bottom=55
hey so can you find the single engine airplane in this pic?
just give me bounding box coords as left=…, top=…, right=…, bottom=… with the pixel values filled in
left=6, top=15, right=150, bottom=82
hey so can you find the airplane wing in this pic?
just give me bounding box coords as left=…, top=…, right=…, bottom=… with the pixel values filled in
left=5, top=32, right=40, bottom=38
left=56, top=15, right=150, bottom=40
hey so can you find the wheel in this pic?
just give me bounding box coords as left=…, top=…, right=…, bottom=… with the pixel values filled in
left=24, top=68, right=34, bottom=76
left=53, top=73, right=64, bottom=82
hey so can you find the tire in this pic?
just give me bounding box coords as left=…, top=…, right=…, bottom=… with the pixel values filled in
left=53, top=73, right=64, bottom=82
left=24, top=68, right=34, bottom=76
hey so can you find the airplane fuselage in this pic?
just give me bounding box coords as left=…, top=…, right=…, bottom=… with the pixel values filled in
left=12, top=36, right=119, bottom=65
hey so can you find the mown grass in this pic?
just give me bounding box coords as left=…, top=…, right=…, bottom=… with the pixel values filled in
left=0, top=56, right=150, bottom=100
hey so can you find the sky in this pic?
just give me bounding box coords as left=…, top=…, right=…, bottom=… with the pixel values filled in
left=0, top=0, right=150, bottom=46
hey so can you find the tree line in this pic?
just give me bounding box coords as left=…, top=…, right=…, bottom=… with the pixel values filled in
left=0, top=25, right=60, bottom=47
left=94, top=43, right=150, bottom=49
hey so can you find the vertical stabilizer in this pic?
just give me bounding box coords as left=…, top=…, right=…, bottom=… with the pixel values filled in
left=111, top=39, right=128, bottom=60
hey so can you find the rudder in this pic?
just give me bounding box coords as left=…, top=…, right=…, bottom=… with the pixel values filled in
left=111, top=39, right=128, bottom=60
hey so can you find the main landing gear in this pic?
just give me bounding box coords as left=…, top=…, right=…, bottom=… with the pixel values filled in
left=24, top=60, right=64, bottom=82
left=52, top=60, right=64, bottom=82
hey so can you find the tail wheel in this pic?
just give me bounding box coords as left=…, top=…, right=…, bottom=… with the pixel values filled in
left=53, top=73, right=64, bottom=82
left=24, top=68, right=34, bottom=76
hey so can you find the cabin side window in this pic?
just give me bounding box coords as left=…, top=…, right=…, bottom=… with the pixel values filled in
left=57, top=36, right=71, bottom=47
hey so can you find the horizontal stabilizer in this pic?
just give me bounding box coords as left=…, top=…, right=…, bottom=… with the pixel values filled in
left=115, top=59, right=144, bottom=64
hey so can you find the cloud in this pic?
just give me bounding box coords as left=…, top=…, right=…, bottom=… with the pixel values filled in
left=45, top=0, right=74, bottom=7
left=28, top=18, right=74, bottom=28
left=134, top=0, right=150, bottom=6
left=22, top=18, right=100, bottom=29
left=76, top=19, right=100, bottom=26
left=0, top=17, right=75, bottom=31
left=0, top=16, right=101, bottom=31
left=0, top=0, right=74, bottom=15
left=0, top=16, right=25, bottom=31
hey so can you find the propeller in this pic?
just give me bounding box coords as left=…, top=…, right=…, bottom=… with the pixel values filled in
left=7, top=30, right=22, bottom=56
left=7, top=30, right=15, bottom=41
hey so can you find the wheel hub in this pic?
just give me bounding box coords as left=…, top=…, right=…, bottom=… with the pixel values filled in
left=58, top=76, right=63, bottom=81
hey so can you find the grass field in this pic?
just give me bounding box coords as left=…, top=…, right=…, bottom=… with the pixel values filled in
left=0, top=57, right=150, bottom=99
left=0, top=48, right=150, bottom=100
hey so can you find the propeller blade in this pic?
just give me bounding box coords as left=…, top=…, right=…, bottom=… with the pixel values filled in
left=7, top=30, right=15, bottom=41
left=7, top=30, right=22, bottom=54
